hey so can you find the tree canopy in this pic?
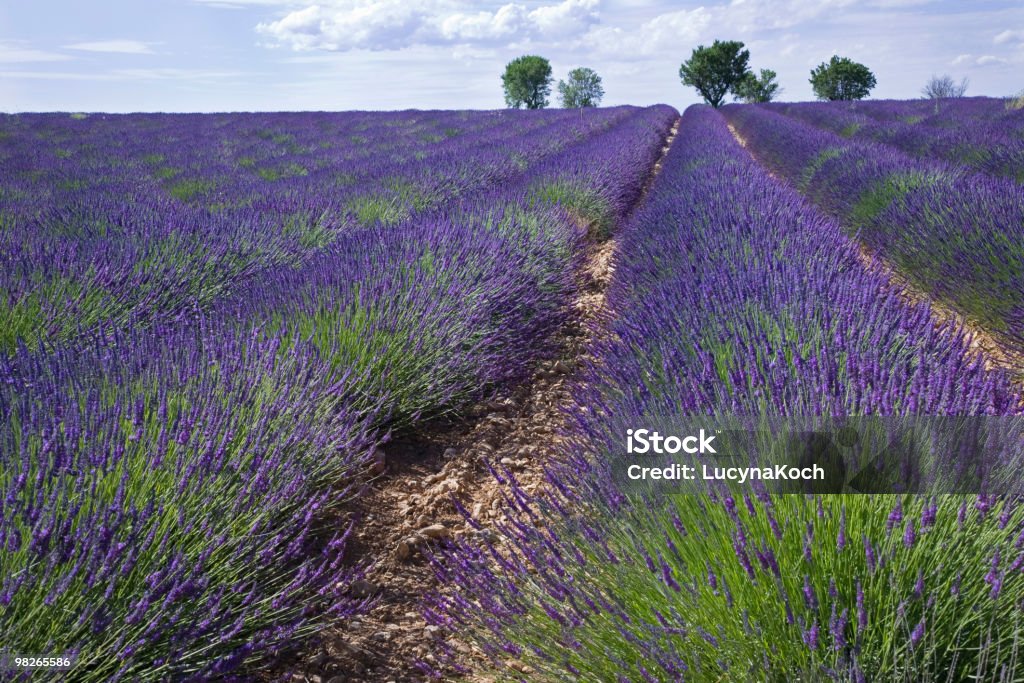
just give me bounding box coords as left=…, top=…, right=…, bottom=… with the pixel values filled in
left=679, top=40, right=750, bottom=108
left=502, top=55, right=553, bottom=110
left=809, top=56, right=877, bottom=101
left=558, top=67, right=604, bottom=108
left=734, top=69, right=783, bottom=103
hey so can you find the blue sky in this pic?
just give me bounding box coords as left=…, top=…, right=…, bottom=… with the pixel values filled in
left=1, top=0, right=1022, bottom=112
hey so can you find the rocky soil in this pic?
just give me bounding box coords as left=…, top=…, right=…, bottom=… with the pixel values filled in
left=270, top=118, right=680, bottom=683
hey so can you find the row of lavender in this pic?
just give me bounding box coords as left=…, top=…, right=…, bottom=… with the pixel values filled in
left=0, top=107, right=635, bottom=355
left=762, top=98, right=1024, bottom=182
left=431, top=106, right=1024, bottom=681
left=0, top=106, right=678, bottom=680
left=843, top=96, right=1023, bottom=130
left=723, top=103, right=1024, bottom=353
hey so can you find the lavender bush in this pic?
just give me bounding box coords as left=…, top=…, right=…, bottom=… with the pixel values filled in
left=431, top=106, right=1024, bottom=681
left=763, top=98, right=1024, bottom=182
left=723, top=103, right=1024, bottom=353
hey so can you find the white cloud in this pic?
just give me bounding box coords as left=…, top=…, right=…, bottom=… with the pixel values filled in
left=994, top=29, right=1024, bottom=45
left=440, top=6, right=527, bottom=42
left=256, top=0, right=600, bottom=51
left=579, top=7, right=710, bottom=57
left=570, top=0, right=942, bottom=59
left=976, top=54, right=1007, bottom=66
left=528, top=0, right=600, bottom=36
left=951, top=53, right=1009, bottom=67
left=64, top=40, right=156, bottom=54
left=0, top=41, right=72, bottom=63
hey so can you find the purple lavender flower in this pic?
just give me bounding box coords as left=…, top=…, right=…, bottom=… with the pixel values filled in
left=837, top=505, right=847, bottom=551
left=985, top=550, right=1004, bottom=599
left=888, top=499, right=904, bottom=532
left=830, top=606, right=849, bottom=650
left=903, top=520, right=916, bottom=548
left=803, top=575, right=818, bottom=610
left=661, top=559, right=681, bottom=593
left=911, top=619, right=926, bottom=647
left=921, top=500, right=937, bottom=529
left=856, top=581, right=868, bottom=630
left=804, top=619, right=820, bottom=650
left=863, top=535, right=877, bottom=574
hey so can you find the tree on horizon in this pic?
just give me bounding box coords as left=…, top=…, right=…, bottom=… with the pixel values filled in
left=502, top=56, right=553, bottom=109
left=558, top=67, right=605, bottom=108
left=679, top=40, right=751, bottom=108
left=810, top=56, right=877, bottom=101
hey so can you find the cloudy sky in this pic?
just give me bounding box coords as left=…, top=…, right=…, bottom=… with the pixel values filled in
left=1, top=0, right=1022, bottom=112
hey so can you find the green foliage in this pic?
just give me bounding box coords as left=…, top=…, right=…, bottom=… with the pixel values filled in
left=797, top=147, right=846, bottom=192
left=734, top=68, right=783, bottom=104
left=256, top=163, right=308, bottom=181
left=679, top=40, right=751, bottom=108
left=849, top=171, right=945, bottom=225
left=0, top=275, right=113, bottom=354
left=557, top=67, right=605, bottom=108
left=502, top=55, right=553, bottom=110
left=168, top=178, right=215, bottom=202
left=492, top=493, right=1024, bottom=682
left=810, top=56, right=877, bottom=101
left=532, top=180, right=614, bottom=239
left=153, top=166, right=180, bottom=180
left=281, top=211, right=336, bottom=252
left=840, top=122, right=863, bottom=137
left=345, top=195, right=407, bottom=227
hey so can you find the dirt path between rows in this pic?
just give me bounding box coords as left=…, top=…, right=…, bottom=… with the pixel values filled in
left=273, top=117, right=681, bottom=683
left=726, top=123, right=1024, bottom=388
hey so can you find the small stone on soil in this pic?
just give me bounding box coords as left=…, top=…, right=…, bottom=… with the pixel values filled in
left=368, top=448, right=387, bottom=475
left=348, top=580, right=379, bottom=599
left=418, top=524, right=449, bottom=539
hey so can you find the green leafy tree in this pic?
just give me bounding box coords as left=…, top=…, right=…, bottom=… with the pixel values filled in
left=679, top=40, right=751, bottom=108
left=558, top=67, right=604, bottom=108
left=809, top=56, right=877, bottom=101
left=502, top=55, right=553, bottom=109
left=734, top=68, right=783, bottom=103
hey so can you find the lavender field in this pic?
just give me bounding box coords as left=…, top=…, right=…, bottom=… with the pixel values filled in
left=2, top=99, right=1023, bottom=682
left=0, top=106, right=676, bottom=680
left=433, top=103, right=1024, bottom=682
